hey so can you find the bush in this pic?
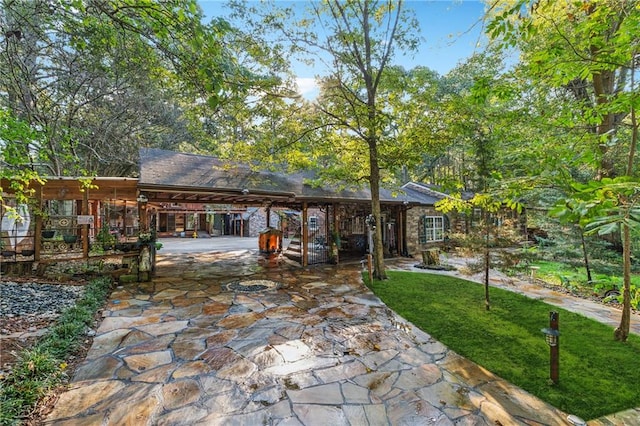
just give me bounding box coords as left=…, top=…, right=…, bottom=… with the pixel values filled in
left=0, top=276, right=112, bottom=425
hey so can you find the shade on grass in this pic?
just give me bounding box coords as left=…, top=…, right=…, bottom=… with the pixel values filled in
left=365, top=271, right=640, bottom=420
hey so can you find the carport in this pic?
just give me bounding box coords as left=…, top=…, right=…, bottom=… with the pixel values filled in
left=1, top=148, right=415, bottom=272
left=137, top=148, right=412, bottom=266
left=1, top=176, right=139, bottom=262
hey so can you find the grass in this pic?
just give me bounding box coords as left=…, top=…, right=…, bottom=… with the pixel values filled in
left=365, top=270, right=640, bottom=420
left=0, top=276, right=113, bottom=425
left=525, top=260, right=640, bottom=309
left=529, top=260, right=640, bottom=288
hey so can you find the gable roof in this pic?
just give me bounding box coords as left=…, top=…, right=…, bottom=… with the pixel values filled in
left=138, top=148, right=437, bottom=206
left=400, top=182, right=448, bottom=205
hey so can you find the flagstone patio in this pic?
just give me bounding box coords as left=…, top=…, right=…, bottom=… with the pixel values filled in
left=42, top=247, right=582, bottom=425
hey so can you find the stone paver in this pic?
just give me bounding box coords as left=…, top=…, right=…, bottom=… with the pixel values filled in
left=44, top=246, right=638, bottom=425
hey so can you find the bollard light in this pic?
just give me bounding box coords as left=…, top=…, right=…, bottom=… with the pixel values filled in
left=541, top=311, right=560, bottom=384
left=541, top=327, right=560, bottom=346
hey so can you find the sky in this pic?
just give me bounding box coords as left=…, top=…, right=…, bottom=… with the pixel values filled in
left=198, top=0, right=487, bottom=97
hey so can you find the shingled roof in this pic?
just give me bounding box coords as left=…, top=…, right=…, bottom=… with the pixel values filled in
left=138, top=148, right=435, bottom=206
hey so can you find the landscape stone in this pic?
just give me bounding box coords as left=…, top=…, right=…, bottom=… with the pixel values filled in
left=46, top=380, right=125, bottom=420
left=131, top=363, right=176, bottom=383
left=123, top=350, right=173, bottom=373
left=161, top=378, right=201, bottom=409
left=216, top=357, right=258, bottom=380
left=44, top=251, right=589, bottom=426
left=73, top=356, right=122, bottom=382
left=292, top=404, right=348, bottom=425
left=135, top=319, right=189, bottom=336
left=172, top=360, right=212, bottom=378
left=287, top=382, right=343, bottom=405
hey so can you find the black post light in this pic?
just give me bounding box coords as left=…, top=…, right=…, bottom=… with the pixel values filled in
left=541, top=311, right=560, bottom=384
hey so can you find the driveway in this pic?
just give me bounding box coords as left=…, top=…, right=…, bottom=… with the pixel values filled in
left=44, top=240, right=575, bottom=425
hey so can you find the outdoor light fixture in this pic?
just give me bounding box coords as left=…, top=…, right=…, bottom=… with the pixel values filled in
left=541, top=327, right=560, bottom=346
left=365, top=214, right=376, bottom=229
left=542, top=311, right=560, bottom=384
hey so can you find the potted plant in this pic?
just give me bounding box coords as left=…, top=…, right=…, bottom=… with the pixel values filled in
left=96, top=222, right=116, bottom=250
left=41, top=229, right=55, bottom=239
left=328, top=230, right=341, bottom=264
left=63, top=234, right=78, bottom=244
left=1, top=239, right=15, bottom=258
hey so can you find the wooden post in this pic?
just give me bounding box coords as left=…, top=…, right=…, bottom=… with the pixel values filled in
left=549, top=311, right=559, bottom=384
left=333, top=203, right=339, bottom=264
left=34, top=185, right=42, bottom=261
left=367, top=253, right=373, bottom=283
left=396, top=206, right=403, bottom=256
left=302, top=202, right=308, bottom=267
left=82, top=189, right=89, bottom=259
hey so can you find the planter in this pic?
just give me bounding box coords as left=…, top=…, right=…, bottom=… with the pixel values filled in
left=63, top=235, right=78, bottom=244
left=42, top=230, right=55, bottom=239
left=2, top=250, right=16, bottom=258
left=115, top=243, right=134, bottom=252
left=20, top=250, right=35, bottom=257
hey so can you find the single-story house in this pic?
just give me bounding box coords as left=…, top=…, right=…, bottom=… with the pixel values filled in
left=1, top=148, right=527, bottom=268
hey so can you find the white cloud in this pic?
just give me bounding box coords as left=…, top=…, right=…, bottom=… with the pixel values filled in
left=296, top=77, right=319, bottom=99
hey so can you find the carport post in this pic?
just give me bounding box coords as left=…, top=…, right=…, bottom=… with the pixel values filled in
left=34, top=185, right=43, bottom=261
left=266, top=204, right=271, bottom=228
left=302, top=202, right=308, bottom=267
left=82, top=190, right=89, bottom=259
left=332, top=203, right=339, bottom=264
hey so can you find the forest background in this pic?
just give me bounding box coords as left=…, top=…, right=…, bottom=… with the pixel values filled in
left=0, top=0, right=638, bottom=340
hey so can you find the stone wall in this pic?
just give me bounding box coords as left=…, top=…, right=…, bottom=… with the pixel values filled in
left=405, top=206, right=444, bottom=257
left=247, top=209, right=282, bottom=237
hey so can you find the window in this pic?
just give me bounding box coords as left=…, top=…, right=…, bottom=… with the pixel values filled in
left=308, top=216, right=318, bottom=231
left=419, top=216, right=444, bottom=244
left=47, top=200, right=75, bottom=216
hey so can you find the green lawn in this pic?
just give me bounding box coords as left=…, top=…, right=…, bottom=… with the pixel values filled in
left=365, top=271, right=640, bottom=420
left=529, top=260, right=640, bottom=288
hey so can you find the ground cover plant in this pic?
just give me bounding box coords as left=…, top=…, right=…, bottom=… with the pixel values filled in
left=365, top=271, right=640, bottom=420
left=0, top=276, right=113, bottom=425
left=512, top=259, right=640, bottom=309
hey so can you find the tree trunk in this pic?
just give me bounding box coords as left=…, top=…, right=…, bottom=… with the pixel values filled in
left=616, top=65, right=638, bottom=342
left=421, top=249, right=440, bottom=266
left=484, top=212, right=491, bottom=311
left=580, top=231, right=592, bottom=283
left=614, top=223, right=631, bottom=341
left=369, top=149, right=387, bottom=280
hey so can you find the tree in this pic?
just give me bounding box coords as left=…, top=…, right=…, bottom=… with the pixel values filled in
left=0, top=0, right=236, bottom=176
left=487, top=0, right=640, bottom=340
left=0, top=108, right=46, bottom=214
left=433, top=55, right=529, bottom=310
left=229, top=0, right=420, bottom=279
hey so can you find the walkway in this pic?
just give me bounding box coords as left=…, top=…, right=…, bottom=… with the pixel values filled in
left=43, top=244, right=637, bottom=425
left=392, top=255, right=640, bottom=336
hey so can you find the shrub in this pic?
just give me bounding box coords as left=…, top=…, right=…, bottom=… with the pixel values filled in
left=0, top=276, right=112, bottom=425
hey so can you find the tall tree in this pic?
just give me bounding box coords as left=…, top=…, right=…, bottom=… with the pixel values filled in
left=487, top=0, right=640, bottom=340
left=230, top=0, right=420, bottom=279
left=0, top=0, right=236, bottom=176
